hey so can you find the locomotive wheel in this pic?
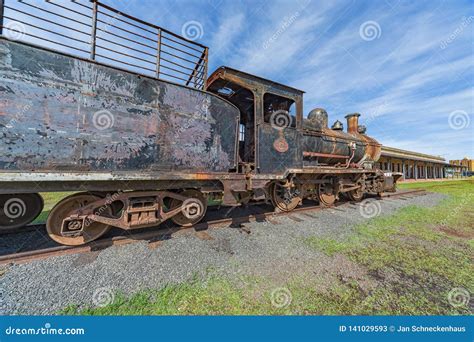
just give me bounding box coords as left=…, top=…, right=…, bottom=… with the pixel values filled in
left=169, top=189, right=207, bottom=227
left=0, top=193, right=44, bottom=230
left=270, top=182, right=301, bottom=212
left=347, top=188, right=364, bottom=202
left=318, top=177, right=336, bottom=206
left=46, top=193, right=112, bottom=246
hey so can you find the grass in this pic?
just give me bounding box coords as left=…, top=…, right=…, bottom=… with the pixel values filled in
left=304, top=180, right=473, bottom=314
left=33, top=192, right=73, bottom=224
left=63, top=180, right=473, bottom=315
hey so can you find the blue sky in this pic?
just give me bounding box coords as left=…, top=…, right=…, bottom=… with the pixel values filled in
left=5, top=0, right=473, bottom=160
left=102, top=0, right=473, bottom=160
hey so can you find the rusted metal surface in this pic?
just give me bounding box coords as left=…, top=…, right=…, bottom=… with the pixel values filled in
left=345, top=113, right=360, bottom=134
left=0, top=39, right=239, bottom=174
left=207, top=67, right=382, bottom=173
left=0, top=189, right=427, bottom=265
left=0, top=2, right=402, bottom=244
left=303, top=152, right=349, bottom=159
left=304, top=108, right=328, bottom=130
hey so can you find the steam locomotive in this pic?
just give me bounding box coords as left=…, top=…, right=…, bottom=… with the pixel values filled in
left=0, top=7, right=400, bottom=246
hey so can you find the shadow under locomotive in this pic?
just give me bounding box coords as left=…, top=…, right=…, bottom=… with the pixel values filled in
left=0, top=196, right=385, bottom=257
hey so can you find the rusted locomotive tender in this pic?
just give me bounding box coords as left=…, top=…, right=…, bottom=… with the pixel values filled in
left=0, top=16, right=399, bottom=246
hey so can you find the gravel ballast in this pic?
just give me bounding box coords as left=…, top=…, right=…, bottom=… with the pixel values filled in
left=0, top=192, right=446, bottom=315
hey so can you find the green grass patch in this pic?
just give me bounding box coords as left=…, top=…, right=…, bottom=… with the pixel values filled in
left=63, top=276, right=277, bottom=315
left=304, top=180, right=473, bottom=314
left=33, top=192, right=73, bottom=224
left=63, top=180, right=474, bottom=315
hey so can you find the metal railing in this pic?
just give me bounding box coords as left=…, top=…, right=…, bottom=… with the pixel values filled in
left=0, top=0, right=208, bottom=89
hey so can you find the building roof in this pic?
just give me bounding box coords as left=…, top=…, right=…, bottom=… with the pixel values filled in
left=381, top=146, right=446, bottom=164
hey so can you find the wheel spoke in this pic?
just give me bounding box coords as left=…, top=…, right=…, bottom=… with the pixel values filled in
left=46, top=193, right=111, bottom=246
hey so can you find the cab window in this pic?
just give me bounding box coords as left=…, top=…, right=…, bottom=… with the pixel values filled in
left=263, top=93, right=296, bottom=128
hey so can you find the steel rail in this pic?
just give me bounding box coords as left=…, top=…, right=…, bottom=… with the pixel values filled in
left=96, top=26, right=157, bottom=50
left=3, top=15, right=90, bottom=45
left=95, top=53, right=156, bottom=73
left=0, top=189, right=427, bottom=265
left=0, top=27, right=90, bottom=54
left=95, top=0, right=207, bottom=49
left=44, top=0, right=92, bottom=19
left=9, top=2, right=92, bottom=27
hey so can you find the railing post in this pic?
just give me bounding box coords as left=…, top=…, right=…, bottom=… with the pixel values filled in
left=0, top=0, right=5, bottom=36
left=156, top=28, right=161, bottom=78
left=203, top=47, right=209, bottom=89
left=90, top=0, right=98, bottom=60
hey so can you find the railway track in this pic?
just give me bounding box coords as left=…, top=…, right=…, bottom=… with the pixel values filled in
left=0, top=189, right=426, bottom=265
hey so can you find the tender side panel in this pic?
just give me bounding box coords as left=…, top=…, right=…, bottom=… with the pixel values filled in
left=0, top=40, right=239, bottom=173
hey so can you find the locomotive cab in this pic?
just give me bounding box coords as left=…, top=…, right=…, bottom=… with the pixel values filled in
left=206, top=67, right=304, bottom=174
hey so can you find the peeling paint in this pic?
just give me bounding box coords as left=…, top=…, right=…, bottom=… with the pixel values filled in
left=0, top=39, right=239, bottom=173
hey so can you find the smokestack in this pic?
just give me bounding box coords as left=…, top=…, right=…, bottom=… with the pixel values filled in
left=345, top=113, right=360, bottom=134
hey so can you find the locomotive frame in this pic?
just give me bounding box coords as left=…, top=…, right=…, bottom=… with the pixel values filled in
left=0, top=0, right=401, bottom=245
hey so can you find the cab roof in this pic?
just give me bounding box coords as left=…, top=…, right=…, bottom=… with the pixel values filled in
left=208, top=66, right=305, bottom=95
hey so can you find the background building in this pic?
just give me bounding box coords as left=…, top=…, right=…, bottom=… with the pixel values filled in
left=379, top=146, right=468, bottom=181
left=449, top=158, right=474, bottom=176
